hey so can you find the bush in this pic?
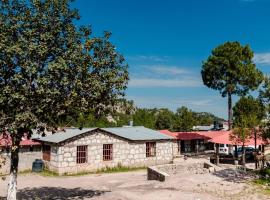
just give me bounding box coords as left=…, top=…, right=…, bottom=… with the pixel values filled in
left=259, top=168, right=270, bottom=178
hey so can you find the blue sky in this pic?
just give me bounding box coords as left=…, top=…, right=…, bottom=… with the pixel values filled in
left=73, top=0, right=270, bottom=119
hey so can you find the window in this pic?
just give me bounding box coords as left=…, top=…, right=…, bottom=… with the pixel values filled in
left=43, top=145, right=51, bottom=161
left=146, top=142, right=156, bottom=157
left=77, top=146, right=87, bottom=164
left=103, top=144, right=113, bottom=161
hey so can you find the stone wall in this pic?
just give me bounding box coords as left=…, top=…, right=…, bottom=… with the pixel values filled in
left=46, top=130, right=179, bottom=174
left=0, top=146, right=42, bottom=175
left=147, top=160, right=216, bottom=182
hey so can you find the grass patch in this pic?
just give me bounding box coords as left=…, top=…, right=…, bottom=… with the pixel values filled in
left=252, top=178, right=270, bottom=195
left=96, top=165, right=146, bottom=174
left=39, top=164, right=146, bottom=177
left=40, top=169, right=60, bottom=177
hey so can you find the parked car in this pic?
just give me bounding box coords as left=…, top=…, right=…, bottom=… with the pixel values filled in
left=235, top=147, right=257, bottom=161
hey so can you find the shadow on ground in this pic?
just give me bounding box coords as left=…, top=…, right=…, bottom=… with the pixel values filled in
left=0, top=187, right=110, bottom=200
left=213, top=168, right=255, bottom=183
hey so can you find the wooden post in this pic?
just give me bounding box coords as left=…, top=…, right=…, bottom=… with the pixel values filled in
left=254, top=129, right=258, bottom=169
left=262, top=145, right=265, bottom=169
left=196, top=140, right=199, bottom=154
left=215, top=143, right=219, bottom=165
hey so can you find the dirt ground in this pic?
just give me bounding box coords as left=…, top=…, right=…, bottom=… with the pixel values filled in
left=0, top=166, right=269, bottom=200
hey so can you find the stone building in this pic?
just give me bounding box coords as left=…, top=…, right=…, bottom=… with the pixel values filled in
left=35, top=126, right=178, bottom=175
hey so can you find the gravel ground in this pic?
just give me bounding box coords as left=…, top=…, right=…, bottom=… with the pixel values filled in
left=0, top=166, right=269, bottom=200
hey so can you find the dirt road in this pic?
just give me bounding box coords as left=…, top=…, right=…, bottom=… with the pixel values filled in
left=0, top=168, right=268, bottom=200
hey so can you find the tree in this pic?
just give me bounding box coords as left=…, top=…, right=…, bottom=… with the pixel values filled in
left=173, top=106, right=195, bottom=131
left=155, top=109, right=174, bottom=130
left=259, top=76, right=270, bottom=146
left=0, top=1, right=128, bottom=199
left=231, top=117, right=252, bottom=170
left=231, top=96, right=265, bottom=169
left=133, top=108, right=157, bottom=129
left=201, top=41, right=263, bottom=130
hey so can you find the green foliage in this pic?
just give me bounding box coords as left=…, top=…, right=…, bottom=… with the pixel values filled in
left=201, top=41, right=263, bottom=97
left=259, top=168, right=270, bottom=177
left=231, top=96, right=265, bottom=144
left=0, top=0, right=128, bottom=133
left=155, top=109, right=174, bottom=130
left=259, top=76, right=270, bottom=140
left=132, top=108, right=157, bottom=129
left=0, top=1, right=128, bottom=195
left=201, top=41, right=263, bottom=129
left=173, top=106, right=196, bottom=132
left=66, top=105, right=223, bottom=131
left=231, top=117, right=252, bottom=144
left=193, top=112, right=223, bottom=126
left=233, top=96, right=265, bottom=128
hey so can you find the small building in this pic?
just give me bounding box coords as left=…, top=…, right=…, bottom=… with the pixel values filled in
left=0, top=133, right=42, bottom=174
left=35, top=126, right=178, bottom=175
left=159, top=130, right=212, bottom=154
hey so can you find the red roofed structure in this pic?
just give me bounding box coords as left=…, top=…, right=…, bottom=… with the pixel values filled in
left=159, top=129, right=267, bottom=154
left=0, top=132, right=41, bottom=147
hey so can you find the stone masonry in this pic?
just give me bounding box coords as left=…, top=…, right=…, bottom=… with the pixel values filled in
left=45, top=130, right=179, bottom=174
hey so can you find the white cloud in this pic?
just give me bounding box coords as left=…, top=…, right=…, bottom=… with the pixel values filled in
left=126, top=55, right=169, bottom=62
left=127, top=96, right=212, bottom=107
left=145, top=65, right=189, bottom=75
left=254, top=53, right=270, bottom=65
left=128, top=77, right=202, bottom=88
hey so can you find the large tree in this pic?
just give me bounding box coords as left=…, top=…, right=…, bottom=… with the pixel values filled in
left=201, top=41, right=263, bottom=130
left=0, top=0, right=128, bottom=199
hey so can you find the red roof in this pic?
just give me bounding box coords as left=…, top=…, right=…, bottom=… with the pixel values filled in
left=159, top=130, right=210, bottom=140
left=209, top=130, right=266, bottom=146
left=197, top=130, right=227, bottom=140
left=159, top=130, right=268, bottom=146
left=0, top=132, right=41, bottom=147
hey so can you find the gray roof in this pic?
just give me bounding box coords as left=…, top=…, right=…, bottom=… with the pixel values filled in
left=33, top=128, right=96, bottom=143
left=102, top=126, right=173, bottom=141
left=34, top=126, right=173, bottom=144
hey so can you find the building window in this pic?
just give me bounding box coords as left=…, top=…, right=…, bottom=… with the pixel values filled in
left=146, top=142, right=156, bottom=157
left=77, top=145, right=87, bottom=164
left=43, top=145, right=51, bottom=161
left=103, top=144, right=113, bottom=161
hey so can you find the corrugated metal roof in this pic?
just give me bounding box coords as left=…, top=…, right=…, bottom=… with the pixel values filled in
left=33, top=128, right=96, bottom=144
left=102, top=126, right=173, bottom=141
left=34, top=126, right=173, bottom=144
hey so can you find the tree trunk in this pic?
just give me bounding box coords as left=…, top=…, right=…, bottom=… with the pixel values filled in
left=7, top=139, right=20, bottom=200
left=7, top=170, right=17, bottom=200
left=215, top=143, right=219, bottom=165
left=262, top=145, right=265, bottom=169
left=242, top=144, right=246, bottom=171
left=228, top=93, right=232, bottom=130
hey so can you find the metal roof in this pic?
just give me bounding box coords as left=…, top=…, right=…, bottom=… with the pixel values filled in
left=102, top=126, right=173, bottom=141
left=33, top=128, right=96, bottom=144
left=34, top=126, right=173, bottom=144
